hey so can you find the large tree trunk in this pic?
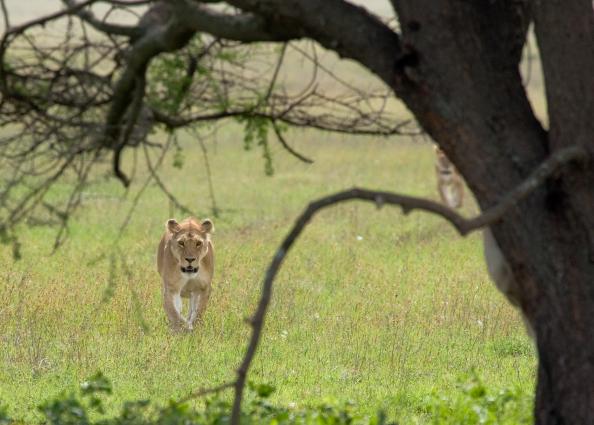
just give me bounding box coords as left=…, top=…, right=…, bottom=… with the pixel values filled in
left=529, top=1, right=594, bottom=423
left=389, top=1, right=594, bottom=423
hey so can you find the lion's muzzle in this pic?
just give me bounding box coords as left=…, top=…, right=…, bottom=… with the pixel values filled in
left=181, top=266, right=199, bottom=274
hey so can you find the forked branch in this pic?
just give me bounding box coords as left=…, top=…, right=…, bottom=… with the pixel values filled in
left=229, top=144, right=588, bottom=425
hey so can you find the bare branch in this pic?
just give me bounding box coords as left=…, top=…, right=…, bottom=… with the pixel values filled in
left=1, top=0, right=96, bottom=38
left=271, top=120, right=313, bottom=164
left=0, top=0, right=10, bottom=30
left=142, top=142, right=195, bottom=217
left=191, top=129, right=220, bottom=218
left=229, top=144, right=588, bottom=425
left=225, top=0, right=401, bottom=83
left=100, top=0, right=153, bottom=5
left=115, top=134, right=174, bottom=241
left=263, top=43, right=287, bottom=102
left=52, top=151, right=102, bottom=252
left=177, top=381, right=234, bottom=404
left=112, top=74, right=146, bottom=187
left=175, top=1, right=296, bottom=42
left=0, top=0, right=411, bottom=232
left=464, top=146, right=588, bottom=230
left=61, top=0, right=141, bottom=37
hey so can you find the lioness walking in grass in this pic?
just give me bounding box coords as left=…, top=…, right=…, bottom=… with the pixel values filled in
left=434, top=145, right=464, bottom=209
left=157, top=217, right=214, bottom=331
left=433, top=147, right=533, bottom=338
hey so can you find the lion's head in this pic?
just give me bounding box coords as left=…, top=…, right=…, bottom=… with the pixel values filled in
left=166, top=217, right=214, bottom=275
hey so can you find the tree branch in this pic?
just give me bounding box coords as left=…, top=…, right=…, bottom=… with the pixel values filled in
left=1, top=0, right=96, bottom=38
left=0, top=0, right=10, bottom=30
left=61, top=0, right=141, bottom=38
left=271, top=120, right=313, bottom=164
left=177, top=381, right=234, bottom=404
left=229, top=144, right=588, bottom=425
left=100, top=3, right=198, bottom=166
left=112, top=74, right=146, bottom=187
left=151, top=107, right=415, bottom=137
left=175, top=1, right=296, bottom=42
left=224, top=0, right=401, bottom=83
left=263, top=43, right=287, bottom=102
left=142, top=143, right=195, bottom=217
left=191, top=128, right=220, bottom=218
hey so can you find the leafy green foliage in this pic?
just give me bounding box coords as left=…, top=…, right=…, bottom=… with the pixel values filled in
left=145, top=37, right=248, bottom=116
left=248, top=382, right=276, bottom=398
left=38, top=372, right=112, bottom=424
left=237, top=115, right=274, bottom=176
left=0, top=403, right=11, bottom=425
left=172, top=147, right=185, bottom=170
left=1, top=372, right=533, bottom=425
left=145, top=39, right=277, bottom=175
left=13, top=374, right=394, bottom=425
left=146, top=42, right=200, bottom=116
left=420, top=372, right=532, bottom=424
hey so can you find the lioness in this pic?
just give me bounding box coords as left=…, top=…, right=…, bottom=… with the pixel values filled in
left=157, top=217, right=214, bottom=331
left=433, top=147, right=533, bottom=338
left=483, top=228, right=534, bottom=338
left=434, top=146, right=464, bottom=209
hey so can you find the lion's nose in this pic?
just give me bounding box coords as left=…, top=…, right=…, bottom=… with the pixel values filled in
left=185, top=257, right=196, bottom=264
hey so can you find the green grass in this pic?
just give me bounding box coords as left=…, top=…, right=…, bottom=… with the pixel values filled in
left=0, top=126, right=535, bottom=423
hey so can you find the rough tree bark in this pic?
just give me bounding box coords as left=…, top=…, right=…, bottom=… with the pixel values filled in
left=222, top=1, right=594, bottom=423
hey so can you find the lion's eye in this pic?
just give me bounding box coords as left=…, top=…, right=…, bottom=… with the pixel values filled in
left=178, top=240, right=184, bottom=247
left=196, top=241, right=202, bottom=248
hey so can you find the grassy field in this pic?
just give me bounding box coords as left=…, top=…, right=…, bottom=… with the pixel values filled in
left=0, top=125, right=535, bottom=423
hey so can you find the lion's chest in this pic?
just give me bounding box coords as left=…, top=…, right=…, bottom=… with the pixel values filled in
left=177, top=271, right=210, bottom=295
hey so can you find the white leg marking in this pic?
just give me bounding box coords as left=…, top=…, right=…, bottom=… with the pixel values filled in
left=173, top=292, right=183, bottom=315
left=188, top=292, right=200, bottom=327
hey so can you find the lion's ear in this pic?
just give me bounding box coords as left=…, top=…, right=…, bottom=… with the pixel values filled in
left=166, top=219, right=181, bottom=233
left=201, top=218, right=214, bottom=234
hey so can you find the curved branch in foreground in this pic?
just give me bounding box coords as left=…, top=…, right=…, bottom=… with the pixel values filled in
left=229, top=144, right=588, bottom=425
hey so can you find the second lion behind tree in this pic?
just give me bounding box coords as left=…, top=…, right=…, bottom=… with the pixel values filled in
left=434, top=146, right=464, bottom=209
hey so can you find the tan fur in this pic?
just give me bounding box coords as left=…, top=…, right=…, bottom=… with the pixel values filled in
left=433, top=147, right=533, bottom=339
left=157, top=217, right=214, bottom=331
left=434, top=146, right=464, bottom=209
left=483, top=228, right=534, bottom=339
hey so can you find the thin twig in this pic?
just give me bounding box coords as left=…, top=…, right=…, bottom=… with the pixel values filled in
left=195, top=132, right=220, bottom=218
left=271, top=120, right=314, bottom=164
left=52, top=151, right=102, bottom=252
left=61, top=0, right=140, bottom=37
left=177, top=381, right=234, bottom=404
left=263, top=43, right=287, bottom=102
left=142, top=139, right=195, bottom=217
left=0, top=0, right=10, bottom=30
left=229, top=144, right=588, bottom=425
left=116, top=133, right=174, bottom=242
left=112, top=74, right=146, bottom=187
left=1, top=0, right=96, bottom=39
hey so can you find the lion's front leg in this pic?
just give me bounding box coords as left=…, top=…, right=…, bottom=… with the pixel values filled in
left=196, top=286, right=211, bottom=322
left=187, top=291, right=199, bottom=329
left=163, top=287, right=188, bottom=331
left=187, top=287, right=211, bottom=328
